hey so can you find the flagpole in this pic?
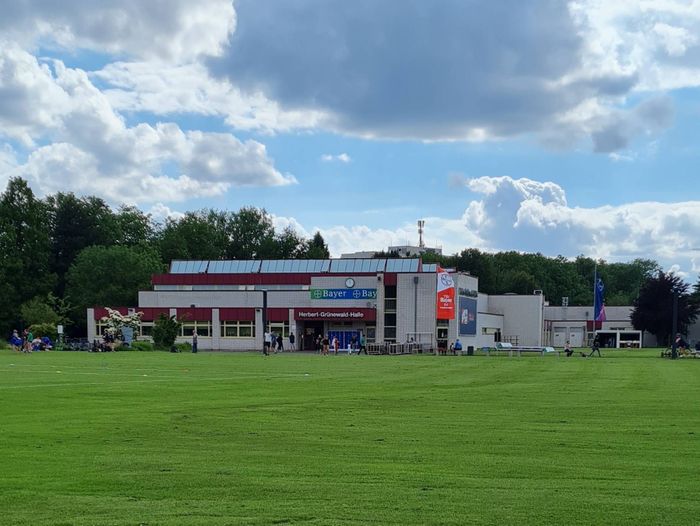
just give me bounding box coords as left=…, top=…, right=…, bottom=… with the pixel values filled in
left=592, top=263, right=597, bottom=341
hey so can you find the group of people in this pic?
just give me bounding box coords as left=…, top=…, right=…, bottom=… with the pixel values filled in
left=263, top=331, right=296, bottom=355
left=8, top=329, right=53, bottom=353
left=316, top=333, right=367, bottom=355
left=562, top=334, right=602, bottom=357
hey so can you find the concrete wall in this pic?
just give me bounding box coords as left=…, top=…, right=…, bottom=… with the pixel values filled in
left=487, top=294, right=544, bottom=346
left=396, top=273, right=437, bottom=344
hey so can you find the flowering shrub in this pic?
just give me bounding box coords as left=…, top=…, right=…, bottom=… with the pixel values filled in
left=100, top=308, right=143, bottom=338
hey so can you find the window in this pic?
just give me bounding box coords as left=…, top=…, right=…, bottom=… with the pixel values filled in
left=180, top=321, right=211, bottom=337
left=222, top=321, right=256, bottom=338
left=95, top=321, right=108, bottom=336
left=140, top=322, right=154, bottom=337
left=366, top=324, right=376, bottom=343
left=267, top=321, right=289, bottom=338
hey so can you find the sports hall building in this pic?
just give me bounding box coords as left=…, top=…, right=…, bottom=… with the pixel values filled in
left=87, top=258, right=550, bottom=351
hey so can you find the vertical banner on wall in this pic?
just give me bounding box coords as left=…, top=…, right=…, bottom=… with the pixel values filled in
left=436, top=266, right=456, bottom=320
left=459, top=296, right=477, bottom=335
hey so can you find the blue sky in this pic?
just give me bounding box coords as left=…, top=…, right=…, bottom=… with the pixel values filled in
left=1, top=0, right=700, bottom=276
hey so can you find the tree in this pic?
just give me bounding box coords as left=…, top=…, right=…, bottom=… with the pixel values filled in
left=305, top=231, right=330, bottom=259
left=114, top=205, right=156, bottom=246
left=46, top=192, right=117, bottom=296
left=152, top=314, right=181, bottom=350
left=631, top=271, right=699, bottom=345
left=65, top=245, right=164, bottom=332
left=20, top=296, right=62, bottom=326
left=454, top=249, right=496, bottom=293
left=0, top=178, right=54, bottom=334
left=157, top=210, right=228, bottom=263
left=225, top=207, right=276, bottom=259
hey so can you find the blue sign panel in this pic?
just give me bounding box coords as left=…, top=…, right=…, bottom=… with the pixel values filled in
left=310, top=288, right=377, bottom=300
left=459, top=296, right=477, bottom=335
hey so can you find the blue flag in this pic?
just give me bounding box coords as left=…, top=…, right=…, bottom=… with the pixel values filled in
left=594, top=278, right=607, bottom=322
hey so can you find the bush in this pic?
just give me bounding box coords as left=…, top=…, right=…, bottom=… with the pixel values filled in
left=29, top=323, right=58, bottom=341
left=130, top=341, right=155, bottom=352
left=176, top=342, right=192, bottom=353
left=152, top=314, right=181, bottom=349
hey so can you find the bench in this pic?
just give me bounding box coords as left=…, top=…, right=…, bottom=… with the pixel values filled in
left=485, top=342, right=559, bottom=357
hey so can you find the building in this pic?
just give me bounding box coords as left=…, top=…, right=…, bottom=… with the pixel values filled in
left=87, top=258, right=546, bottom=351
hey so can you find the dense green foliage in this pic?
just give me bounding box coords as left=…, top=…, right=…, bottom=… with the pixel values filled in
left=631, top=271, right=700, bottom=345
left=0, top=178, right=331, bottom=336
left=152, top=314, right=182, bottom=349
left=1, top=350, right=699, bottom=525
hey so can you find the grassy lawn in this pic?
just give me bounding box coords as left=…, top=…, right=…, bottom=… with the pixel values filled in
left=1, top=348, right=699, bottom=525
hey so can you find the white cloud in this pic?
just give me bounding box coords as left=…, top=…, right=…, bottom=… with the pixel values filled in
left=0, top=0, right=235, bottom=62
left=0, top=46, right=293, bottom=204
left=147, top=203, right=185, bottom=222
left=92, top=61, right=327, bottom=133
left=320, top=153, right=351, bottom=163
left=285, top=175, right=700, bottom=275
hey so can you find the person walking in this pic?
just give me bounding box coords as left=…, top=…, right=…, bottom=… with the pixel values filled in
left=276, top=333, right=284, bottom=353
left=359, top=333, right=367, bottom=355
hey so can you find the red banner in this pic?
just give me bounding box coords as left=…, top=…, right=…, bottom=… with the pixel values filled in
left=436, top=266, right=455, bottom=320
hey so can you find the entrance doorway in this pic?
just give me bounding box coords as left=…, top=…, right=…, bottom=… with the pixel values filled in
left=302, top=321, right=324, bottom=351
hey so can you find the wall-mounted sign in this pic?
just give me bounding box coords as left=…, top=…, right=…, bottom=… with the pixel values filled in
left=294, top=308, right=376, bottom=321
left=459, top=296, right=477, bottom=335
left=310, top=288, right=377, bottom=300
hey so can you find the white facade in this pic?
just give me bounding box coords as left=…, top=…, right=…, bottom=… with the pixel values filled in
left=95, top=258, right=647, bottom=352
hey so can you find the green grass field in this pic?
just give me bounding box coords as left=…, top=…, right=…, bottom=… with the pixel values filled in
left=1, top=349, right=699, bottom=525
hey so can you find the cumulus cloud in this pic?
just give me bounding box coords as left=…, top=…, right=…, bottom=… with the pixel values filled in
left=320, top=153, right=351, bottom=163
left=0, top=0, right=235, bottom=62
left=201, top=0, right=692, bottom=150
left=0, top=46, right=293, bottom=204
left=286, top=174, right=700, bottom=274
left=92, top=61, right=327, bottom=133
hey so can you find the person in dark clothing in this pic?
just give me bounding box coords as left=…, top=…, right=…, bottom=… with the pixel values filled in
left=289, top=332, right=295, bottom=351
left=584, top=334, right=601, bottom=357
left=276, top=334, right=284, bottom=352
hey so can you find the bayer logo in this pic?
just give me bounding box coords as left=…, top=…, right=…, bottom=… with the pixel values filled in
left=352, top=290, right=361, bottom=299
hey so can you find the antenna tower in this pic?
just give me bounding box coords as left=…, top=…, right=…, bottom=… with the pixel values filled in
left=417, top=220, right=425, bottom=248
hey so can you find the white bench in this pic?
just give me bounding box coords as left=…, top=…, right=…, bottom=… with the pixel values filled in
left=486, top=342, right=559, bottom=357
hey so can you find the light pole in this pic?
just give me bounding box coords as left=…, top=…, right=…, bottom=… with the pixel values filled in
left=671, top=290, right=678, bottom=360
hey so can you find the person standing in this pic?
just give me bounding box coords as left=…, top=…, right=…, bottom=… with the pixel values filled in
left=26, top=329, right=34, bottom=353
left=332, top=336, right=339, bottom=355
left=359, top=332, right=367, bottom=355
left=289, top=332, right=295, bottom=351
left=276, top=333, right=284, bottom=353
left=263, top=330, right=271, bottom=355
left=322, top=334, right=329, bottom=356
left=192, top=333, right=198, bottom=353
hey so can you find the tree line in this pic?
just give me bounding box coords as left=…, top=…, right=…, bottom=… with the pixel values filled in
left=1, top=177, right=698, bottom=344
left=0, top=177, right=329, bottom=336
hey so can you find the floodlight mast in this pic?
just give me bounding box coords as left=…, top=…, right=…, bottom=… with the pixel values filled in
left=671, top=291, right=678, bottom=360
